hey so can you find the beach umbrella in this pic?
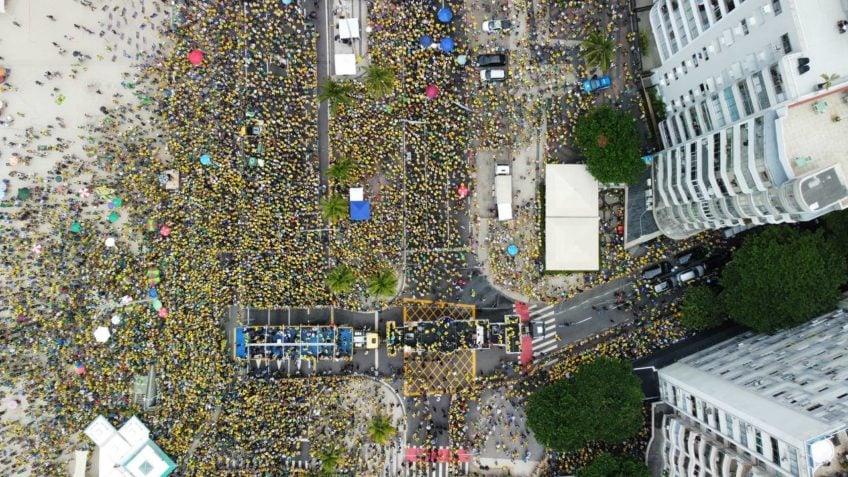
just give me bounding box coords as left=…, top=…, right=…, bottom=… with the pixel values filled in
left=74, top=363, right=86, bottom=375
left=457, top=184, right=469, bottom=198
left=79, top=187, right=91, bottom=198
left=17, top=188, right=31, bottom=200
left=120, top=295, right=133, bottom=305
left=457, top=55, right=467, bottom=66
left=111, top=315, right=122, bottom=325
left=108, top=211, right=119, bottom=223
left=159, top=225, right=171, bottom=237
left=31, top=243, right=42, bottom=254
left=112, top=197, right=122, bottom=207
left=200, top=154, right=211, bottom=166
left=104, top=237, right=116, bottom=247
left=188, top=49, right=203, bottom=65
left=419, top=35, right=433, bottom=48
left=158, top=308, right=169, bottom=318
left=425, top=84, right=439, bottom=99
left=151, top=299, right=163, bottom=311
left=93, top=326, right=111, bottom=343
left=437, top=7, right=453, bottom=23
left=440, top=37, right=455, bottom=52
left=149, top=288, right=158, bottom=298
left=70, top=222, right=82, bottom=233
left=507, top=244, right=519, bottom=257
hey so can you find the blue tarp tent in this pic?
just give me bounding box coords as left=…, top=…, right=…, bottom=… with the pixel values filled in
left=350, top=201, right=371, bottom=221
left=235, top=328, right=246, bottom=358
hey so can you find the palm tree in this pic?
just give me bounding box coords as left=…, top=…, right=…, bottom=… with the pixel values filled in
left=821, top=73, right=840, bottom=90
left=314, top=446, right=342, bottom=475
left=320, top=195, right=348, bottom=224
left=362, top=64, right=397, bottom=99
left=581, top=30, right=614, bottom=72
left=318, top=78, right=356, bottom=113
left=326, top=265, right=355, bottom=294
left=327, top=159, right=355, bottom=185
left=367, top=413, right=398, bottom=445
left=367, top=268, right=397, bottom=298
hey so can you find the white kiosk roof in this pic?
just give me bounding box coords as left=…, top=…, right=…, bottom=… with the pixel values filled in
left=544, top=164, right=600, bottom=271
left=334, top=54, right=357, bottom=76
left=349, top=187, right=364, bottom=201
left=339, top=18, right=360, bottom=39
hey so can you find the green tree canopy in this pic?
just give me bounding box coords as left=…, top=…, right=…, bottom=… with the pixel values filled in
left=362, top=64, right=397, bottom=99
left=318, top=79, right=356, bottom=113
left=326, top=265, right=355, bottom=294
left=367, top=412, right=398, bottom=445
left=328, top=158, right=355, bottom=185
left=367, top=268, right=398, bottom=298
left=680, top=286, right=724, bottom=330
left=822, top=209, right=848, bottom=257
left=719, top=226, right=847, bottom=332
left=573, top=106, right=645, bottom=185
left=581, top=30, right=614, bottom=72
left=320, top=195, right=348, bottom=224
left=526, top=357, right=644, bottom=453
left=577, top=452, right=651, bottom=477
left=314, top=446, right=342, bottom=475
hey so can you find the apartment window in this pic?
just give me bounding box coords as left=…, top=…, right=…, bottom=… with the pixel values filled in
left=755, top=430, right=764, bottom=454
left=769, top=64, right=785, bottom=96
left=737, top=81, right=755, bottom=115
left=740, top=423, right=749, bottom=447
left=723, top=87, right=740, bottom=122
left=751, top=72, right=771, bottom=109
left=770, top=437, right=780, bottom=464
left=780, top=33, right=793, bottom=54
left=789, top=447, right=800, bottom=475
left=741, top=19, right=749, bottom=35
left=772, top=0, right=783, bottom=15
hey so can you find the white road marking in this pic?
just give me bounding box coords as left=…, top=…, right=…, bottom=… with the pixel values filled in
left=576, top=316, right=593, bottom=324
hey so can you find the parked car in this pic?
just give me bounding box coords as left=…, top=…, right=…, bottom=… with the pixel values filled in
left=482, top=19, right=512, bottom=32
left=677, top=265, right=707, bottom=284
left=477, top=54, right=507, bottom=68
left=642, top=261, right=672, bottom=280
left=675, top=246, right=709, bottom=267
left=581, top=75, right=612, bottom=93
left=480, top=69, right=506, bottom=82
left=653, top=279, right=674, bottom=294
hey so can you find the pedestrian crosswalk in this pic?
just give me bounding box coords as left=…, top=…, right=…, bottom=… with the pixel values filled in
left=528, top=304, right=559, bottom=356
left=403, top=459, right=470, bottom=476
left=402, top=446, right=470, bottom=476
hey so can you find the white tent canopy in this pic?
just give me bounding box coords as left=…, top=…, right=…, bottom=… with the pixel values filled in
left=94, top=326, right=112, bottom=343
left=334, top=54, right=356, bottom=76
left=544, top=164, right=600, bottom=271
left=339, top=18, right=360, bottom=39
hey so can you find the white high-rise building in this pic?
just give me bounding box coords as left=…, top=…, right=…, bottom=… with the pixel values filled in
left=647, top=0, right=848, bottom=239
left=651, top=303, right=848, bottom=477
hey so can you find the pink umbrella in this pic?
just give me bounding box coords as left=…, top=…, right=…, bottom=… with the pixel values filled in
left=457, top=183, right=469, bottom=199
left=79, top=187, right=91, bottom=198
left=74, top=364, right=86, bottom=375
left=188, top=49, right=203, bottom=65
left=425, top=84, right=439, bottom=99
left=158, top=307, right=169, bottom=318
left=31, top=243, right=43, bottom=254
left=5, top=399, right=19, bottom=410
left=159, top=225, right=171, bottom=237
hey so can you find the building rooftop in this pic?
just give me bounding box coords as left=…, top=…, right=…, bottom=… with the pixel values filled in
left=780, top=84, right=848, bottom=210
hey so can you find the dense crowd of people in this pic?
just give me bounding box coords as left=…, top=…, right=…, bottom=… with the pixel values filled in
left=0, top=0, right=727, bottom=476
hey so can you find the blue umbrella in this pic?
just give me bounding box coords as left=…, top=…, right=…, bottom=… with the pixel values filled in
left=437, top=7, right=453, bottom=23
left=440, top=37, right=455, bottom=52
left=148, top=288, right=158, bottom=298
left=419, top=35, right=433, bottom=47
left=507, top=244, right=519, bottom=257
left=200, top=154, right=211, bottom=165
left=282, top=0, right=293, bottom=4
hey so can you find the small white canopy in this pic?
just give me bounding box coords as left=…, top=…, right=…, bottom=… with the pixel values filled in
left=339, top=18, right=360, bottom=39
left=349, top=187, right=364, bottom=201
left=334, top=54, right=357, bottom=76
left=105, top=237, right=116, bottom=247
left=94, top=326, right=112, bottom=343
